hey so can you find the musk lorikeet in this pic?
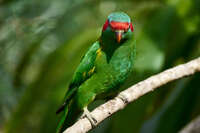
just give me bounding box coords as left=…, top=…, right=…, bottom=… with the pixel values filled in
left=56, top=12, right=136, bottom=133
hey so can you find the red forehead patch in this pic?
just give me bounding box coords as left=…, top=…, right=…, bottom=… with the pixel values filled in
left=110, top=21, right=130, bottom=31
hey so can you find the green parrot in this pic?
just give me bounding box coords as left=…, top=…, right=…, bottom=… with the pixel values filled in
left=56, top=12, right=136, bottom=133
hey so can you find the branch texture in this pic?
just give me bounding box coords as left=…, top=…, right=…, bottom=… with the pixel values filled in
left=64, top=57, right=200, bottom=133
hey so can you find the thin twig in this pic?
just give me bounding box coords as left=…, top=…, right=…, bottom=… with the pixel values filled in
left=64, top=57, right=200, bottom=133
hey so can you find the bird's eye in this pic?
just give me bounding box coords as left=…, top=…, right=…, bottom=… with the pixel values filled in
left=124, top=29, right=128, bottom=33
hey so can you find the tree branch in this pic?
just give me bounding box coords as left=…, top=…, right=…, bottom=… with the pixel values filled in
left=179, top=115, right=200, bottom=133
left=64, top=57, right=200, bottom=133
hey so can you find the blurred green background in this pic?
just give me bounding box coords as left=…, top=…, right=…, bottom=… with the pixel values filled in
left=0, top=0, right=200, bottom=133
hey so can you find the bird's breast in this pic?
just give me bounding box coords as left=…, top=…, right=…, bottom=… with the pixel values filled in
left=95, top=49, right=109, bottom=70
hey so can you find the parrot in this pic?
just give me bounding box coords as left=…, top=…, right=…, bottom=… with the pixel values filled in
left=56, top=12, right=136, bottom=133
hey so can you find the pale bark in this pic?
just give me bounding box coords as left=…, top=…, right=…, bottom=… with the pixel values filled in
left=179, top=116, right=200, bottom=133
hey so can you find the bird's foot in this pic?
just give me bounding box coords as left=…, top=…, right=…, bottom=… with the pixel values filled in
left=117, top=93, right=129, bottom=104
left=81, top=107, right=97, bottom=127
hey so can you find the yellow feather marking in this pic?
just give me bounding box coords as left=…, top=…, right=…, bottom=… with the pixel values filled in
left=83, top=72, right=86, bottom=77
left=88, top=67, right=95, bottom=75
left=96, top=48, right=102, bottom=58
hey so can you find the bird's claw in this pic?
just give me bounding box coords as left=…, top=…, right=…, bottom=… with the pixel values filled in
left=117, top=93, right=129, bottom=104
left=81, top=107, right=97, bottom=127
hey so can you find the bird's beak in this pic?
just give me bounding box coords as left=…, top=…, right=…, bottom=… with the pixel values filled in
left=115, top=30, right=124, bottom=43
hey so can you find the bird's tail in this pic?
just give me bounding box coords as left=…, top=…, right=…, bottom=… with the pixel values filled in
left=56, top=100, right=81, bottom=133
left=56, top=104, right=69, bottom=133
left=56, top=86, right=81, bottom=133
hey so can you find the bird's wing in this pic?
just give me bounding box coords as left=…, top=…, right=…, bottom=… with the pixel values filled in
left=69, top=41, right=100, bottom=89
left=56, top=41, right=100, bottom=114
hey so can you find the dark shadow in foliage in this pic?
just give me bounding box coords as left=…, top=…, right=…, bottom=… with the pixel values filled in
left=140, top=73, right=200, bottom=133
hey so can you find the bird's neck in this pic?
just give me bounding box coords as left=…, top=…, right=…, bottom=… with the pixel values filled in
left=100, top=32, right=121, bottom=62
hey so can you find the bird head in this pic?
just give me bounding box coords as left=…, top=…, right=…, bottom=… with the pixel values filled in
left=102, top=12, right=134, bottom=43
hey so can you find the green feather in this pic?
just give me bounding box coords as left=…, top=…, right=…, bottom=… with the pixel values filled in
left=56, top=12, right=136, bottom=132
left=56, top=105, right=68, bottom=133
